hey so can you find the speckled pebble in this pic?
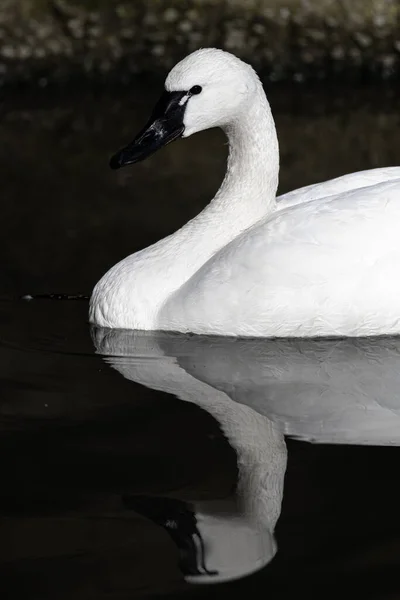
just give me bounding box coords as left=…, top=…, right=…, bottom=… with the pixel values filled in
left=164, top=8, right=179, bottom=23
left=152, top=44, right=165, bottom=57
left=331, top=45, right=345, bottom=60
left=1, top=45, right=16, bottom=59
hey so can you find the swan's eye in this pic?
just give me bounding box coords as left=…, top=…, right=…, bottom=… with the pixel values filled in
left=190, top=85, right=202, bottom=95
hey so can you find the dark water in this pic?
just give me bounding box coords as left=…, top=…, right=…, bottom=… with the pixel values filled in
left=2, top=83, right=400, bottom=598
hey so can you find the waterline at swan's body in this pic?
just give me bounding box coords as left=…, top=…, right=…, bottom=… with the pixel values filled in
left=89, top=48, right=400, bottom=337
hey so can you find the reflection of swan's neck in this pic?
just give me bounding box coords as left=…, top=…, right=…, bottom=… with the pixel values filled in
left=96, top=330, right=287, bottom=582
left=185, top=400, right=286, bottom=584
left=230, top=406, right=286, bottom=528
left=187, top=396, right=286, bottom=530
left=101, top=331, right=286, bottom=524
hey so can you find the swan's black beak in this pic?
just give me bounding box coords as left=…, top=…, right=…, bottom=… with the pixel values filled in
left=110, top=90, right=187, bottom=169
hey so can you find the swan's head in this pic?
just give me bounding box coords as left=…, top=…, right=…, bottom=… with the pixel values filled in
left=110, top=48, right=260, bottom=169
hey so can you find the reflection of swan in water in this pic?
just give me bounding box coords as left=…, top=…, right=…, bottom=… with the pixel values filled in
left=92, top=328, right=287, bottom=584
left=92, top=330, right=400, bottom=582
left=95, top=331, right=400, bottom=445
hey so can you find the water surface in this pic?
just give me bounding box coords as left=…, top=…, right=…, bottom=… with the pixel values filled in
left=2, top=83, right=400, bottom=598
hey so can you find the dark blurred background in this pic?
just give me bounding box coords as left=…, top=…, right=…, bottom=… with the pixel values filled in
left=2, top=0, right=400, bottom=297
left=3, top=0, right=400, bottom=85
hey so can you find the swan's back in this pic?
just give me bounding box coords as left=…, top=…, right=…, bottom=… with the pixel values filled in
left=277, top=166, right=400, bottom=209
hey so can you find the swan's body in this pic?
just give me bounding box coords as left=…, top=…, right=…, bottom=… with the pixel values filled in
left=90, top=48, right=400, bottom=337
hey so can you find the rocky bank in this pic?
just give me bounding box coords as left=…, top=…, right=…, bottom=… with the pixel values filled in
left=2, top=0, right=400, bottom=84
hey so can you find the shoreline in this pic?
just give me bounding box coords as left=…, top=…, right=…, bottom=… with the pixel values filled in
left=2, top=0, right=400, bottom=85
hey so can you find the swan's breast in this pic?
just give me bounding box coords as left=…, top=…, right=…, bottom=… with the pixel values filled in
left=89, top=252, right=161, bottom=329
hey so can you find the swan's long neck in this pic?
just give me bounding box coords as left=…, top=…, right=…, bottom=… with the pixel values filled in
left=214, top=89, right=279, bottom=221
left=169, top=85, right=279, bottom=256
left=90, top=84, right=279, bottom=329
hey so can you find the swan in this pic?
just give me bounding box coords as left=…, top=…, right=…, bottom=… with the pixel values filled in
left=93, top=327, right=287, bottom=583
left=89, top=48, right=400, bottom=337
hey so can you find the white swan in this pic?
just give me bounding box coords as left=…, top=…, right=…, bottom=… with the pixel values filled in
left=93, top=328, right=287, bottom=583
left=89, top=48, right=400, bottom=337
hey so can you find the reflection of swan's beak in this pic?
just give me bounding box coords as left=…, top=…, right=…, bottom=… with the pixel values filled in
left=123, top=495, right=218, bottom=579
left=184, top=510, right=276, bottom=584
left=124, top=495, right=276, bottom=584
